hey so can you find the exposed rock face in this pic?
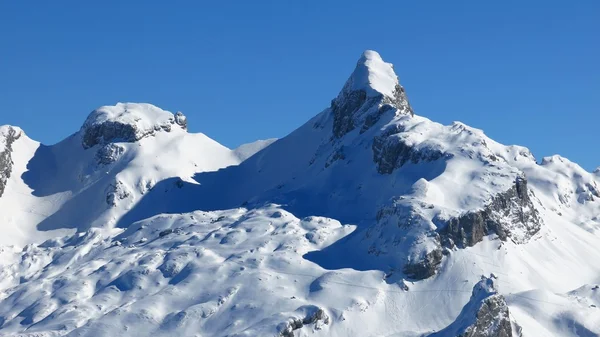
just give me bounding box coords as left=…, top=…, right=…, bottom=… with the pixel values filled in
left=279, top=307, right=329, bottom=337
left=372, top=125, right=449, bottom=174
left=174, top=111, right=187, bottom=130
left=367, top=174, right=542, bottom=281
left=429, top=276, right=514, bottom=337
left=95, top=143, right=125, bottom=165
left=81, top=103, right=187, bottom=149
left=332, top=84, right=414, bottom=139
left=82, top=120, right=138, bottom=149
left=365, top=201, right=446, bottom=280
left=403, top=246, right=444, bottom=280
left=331, top=51, right=413, bottom=139
left=460, top=295, right=513, bottom=337
left=0, top=127, right=21, bottom=198
left=331, top=88, right=368, bottom=138
left=106, top=180, right=132, bottom=207
left=439, top=175, right=542, bottom=248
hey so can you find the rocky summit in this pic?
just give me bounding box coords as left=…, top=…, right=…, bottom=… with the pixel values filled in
left=0, top=51, right=599, bottom=337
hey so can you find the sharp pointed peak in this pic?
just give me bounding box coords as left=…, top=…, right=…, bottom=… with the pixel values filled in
left=347, top=49, right=400, bottom=99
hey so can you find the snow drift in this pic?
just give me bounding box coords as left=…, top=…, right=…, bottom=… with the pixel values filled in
left=1, top=50, right=599, bottom=336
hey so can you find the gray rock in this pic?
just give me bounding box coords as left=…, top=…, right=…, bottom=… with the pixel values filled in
left=106, top=181, right=131, bottom=207
left=428, top=276, right=516, bottom=337
left=403, top=247, right=444, bottom=280
left=372, top=125, right=450, bottom=174
left=174, top=111, right=187, bottom=130
left=331, top=84, right=413, bottom=139
left=0, top=127, right=21, bottom=198
left=331, top=89, right=369, bottom=138
left=439, top=175, right=542, bottom=248
left=80, top=104, right=188, bottom=149
left=82, top=120, right=141, bottom=149
left=95, top=143, right=125, bottom=165
left=459, top=295, right=513, bottom=337
left=279, top=307, right=329, bottom=337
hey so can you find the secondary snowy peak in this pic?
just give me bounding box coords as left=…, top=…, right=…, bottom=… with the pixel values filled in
left=81, top=102, right=187, bottom=149
left=331, top=50, right=413, bottom=138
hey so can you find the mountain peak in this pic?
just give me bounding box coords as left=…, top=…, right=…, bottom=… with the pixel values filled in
left=350, top=50, right=399, bottom=98
left=330, top=50, right=413, bottom=138
left=81, top=103, right=187, bottom=149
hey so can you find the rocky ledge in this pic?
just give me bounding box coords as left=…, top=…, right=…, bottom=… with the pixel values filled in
left=372, top=124, right=450, bottom=174
left=438, top=175, right=542, bottom=249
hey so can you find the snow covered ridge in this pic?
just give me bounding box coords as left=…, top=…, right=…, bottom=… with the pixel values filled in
left=0, top=207, right=350, bottom=336
left=81, top=102, right=188, bottom=149
left=1, top=50, right=600, bottom=336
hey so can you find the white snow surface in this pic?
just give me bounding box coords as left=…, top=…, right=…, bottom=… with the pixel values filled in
left=347, top=50, right=399, bottom=98
left=1, top=51, right=600, bottom=337
left=233, top=138, right=277, bottom=161
left=82, top=103, right=180, bottom=137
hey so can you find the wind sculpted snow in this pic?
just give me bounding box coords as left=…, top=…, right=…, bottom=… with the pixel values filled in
left=1, top=51, right=600, bottom=336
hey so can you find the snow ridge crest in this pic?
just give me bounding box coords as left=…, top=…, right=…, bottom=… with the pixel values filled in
left=80, top=102, right=187, bottom=149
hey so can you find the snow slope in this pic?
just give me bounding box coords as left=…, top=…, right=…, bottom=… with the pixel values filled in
left=233, top=138, right=277, bottom=161
left=1, top=51, right=599, bottom=336
left=0, top=104, right=241, bottom=246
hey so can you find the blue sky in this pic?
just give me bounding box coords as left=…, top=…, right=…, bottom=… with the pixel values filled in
left=1, top=1, right=599, bottom=170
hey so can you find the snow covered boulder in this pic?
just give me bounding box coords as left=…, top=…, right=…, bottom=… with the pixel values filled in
left=0, top=126, right=21, bottom=197
left=81, top=103, right=187, bottom=149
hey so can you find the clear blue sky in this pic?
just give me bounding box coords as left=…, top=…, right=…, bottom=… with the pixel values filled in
left=1, top=1, right=599, bottom=170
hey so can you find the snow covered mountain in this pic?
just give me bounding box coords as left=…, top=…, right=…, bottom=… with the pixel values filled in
left=0, top=51, right=599, bottom=337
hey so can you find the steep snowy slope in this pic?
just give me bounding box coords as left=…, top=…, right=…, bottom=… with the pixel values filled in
left=1, top=51, right=599, bottom=337
left=0, top=103, right=241, bottom=246
left=124, top=51, right=589, bottom=280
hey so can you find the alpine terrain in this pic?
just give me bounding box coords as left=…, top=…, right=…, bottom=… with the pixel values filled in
left=0, top=51, right=599, bottom=337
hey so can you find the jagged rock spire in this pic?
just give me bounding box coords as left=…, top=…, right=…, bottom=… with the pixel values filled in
left=331, top=50, right=413, bottom=138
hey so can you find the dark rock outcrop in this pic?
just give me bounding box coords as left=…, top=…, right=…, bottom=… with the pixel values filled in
left=331, top=89, right=369, bottom=138
left=81, top=104, right=187, bottom=149
left=95, top=143, right=125, bottom=165
left=279, top=307, right=329, bottom=337
left=106, top=181, right=131, bottom=207
left=439, top=175, right=542, bottom=248
left=0, top=127, right=21, bottom=198
left=403, top=246, right=444, bottom=280
left=428, top=276, right=515, bottom=337
left=332, top=84, right=414, bottom=139
left=331, top=60, right=413, bottom=139
left=174, top=111, right=187, bottom=130
left=82, top=120, right=140, bottom=149
left=372, top=125, right=449, bottom=174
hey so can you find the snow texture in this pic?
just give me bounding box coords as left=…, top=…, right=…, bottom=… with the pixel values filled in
left=1, top=50, right=599, bottom=337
